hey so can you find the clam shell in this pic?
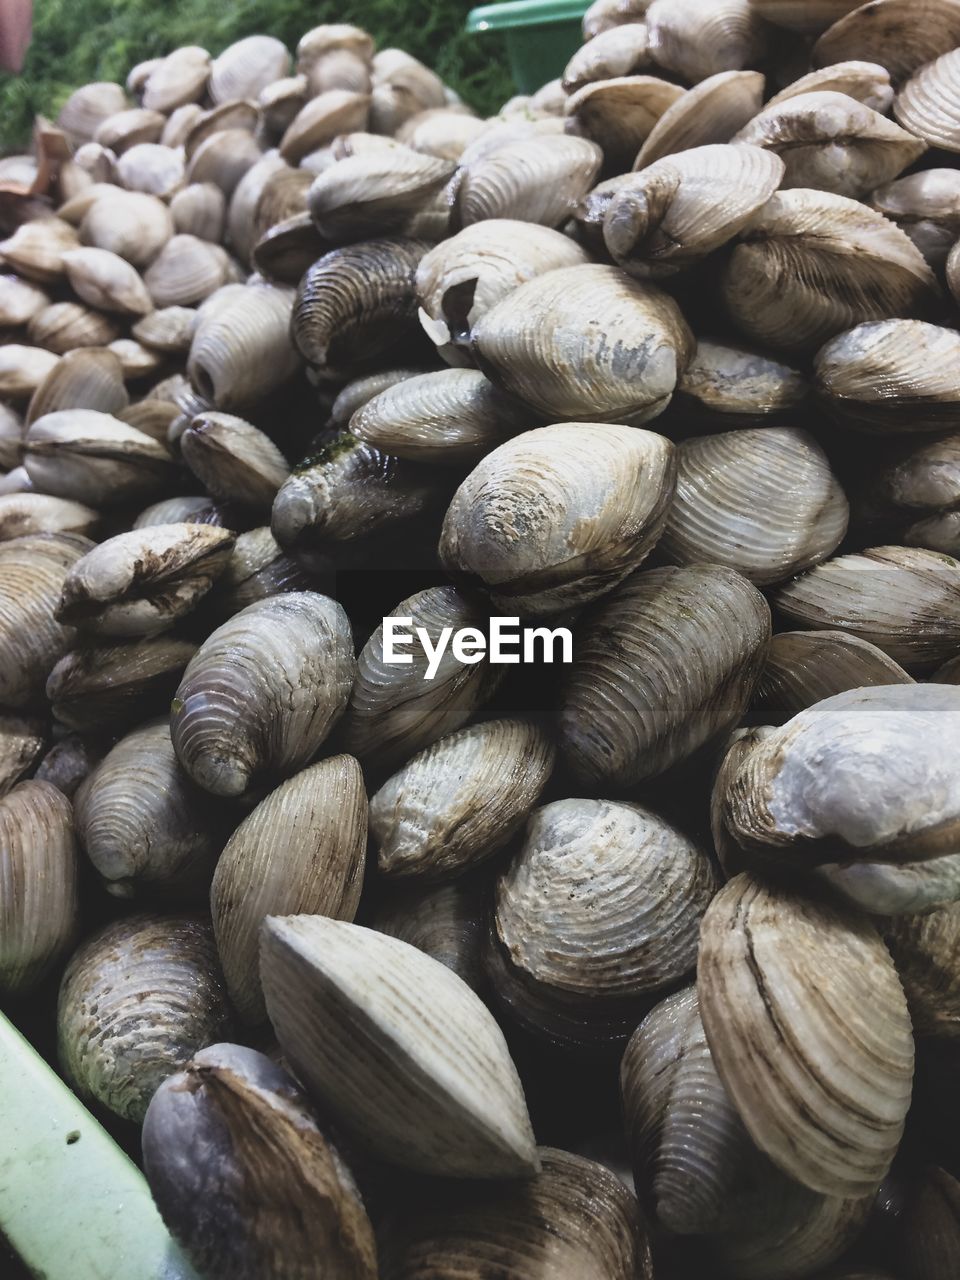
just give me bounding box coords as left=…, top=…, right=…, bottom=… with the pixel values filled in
left=897, top=1166, right=960, bottom=1280
left=62, top=246, right=153, bottom=316
left=251, top=212, right=328, bottom=284
left=0, top=272, right=50, bottom=326
left=23, top=410, right=176, bottom=506
left=698, top=872, right=913, bottom=1196
left=604, top=143, right=784, bottom=276
left=56, top=523, right=235, bottom=637
left=820, top=853, right=960, bottom=918
left=132, top=494, right=231, bottom=527
left=171, top=592, right=355, bottom=797
left=563, top=22, right=651, bottom=91
left=813, top=0, right=960, bottom=84
left=452, top=135, right=602, bottom=229
left=895, top=48, right=960, bottom=153
left=564, top=76, right=685, bottom=169
left=755, top=629, right=913, bottom=722
left=0, top=492, right=98, bottom=542
left=675, top=341, right=808, bottom=424
left=209, top=34, right=291, bottom=103
left=170, top=182, right=226, bottom=242
left=28, top=303, right=122, bottom=355
left=202, top=526, right=314, bottom=624
left=188, top=281, right=299, bottom=410
left=116, top=142, right=185, bottom=198
left=143, top=1043, right=377, bottom=1280
left=0, top=403, right=22, bottom=470
left=472, top=264, right=694, bottom=425
left=0, top=781, right=78, bottom=996
left=0, top=714, right=47, bottom=798
left=57, top=913, right=232, bottom=1123
left=79, top=188, right=173, bottom=266
left=279, top=90, right=371, bottom=165
left=350, top=367, right=533, bottom=464
left=340, top=586, right=502, bottom=774
left=884, top=904, right=960, bottom=1038
left=370, top=877, right=487, bottom=991
left=259, top=75, right=308, bottom=138
left=107, top=337, right=165, bottom=380
left=911, top=509, right=960, bottom=555
left=261, top=915, right=538, bottom=1177
left=212, top=754, right=367, bottom=1025
left=94, top=106, right=165, bottom=154
left=75, top=719, right=225, bottom=899
left=765, top=60, right=894, bottom=113
left=415, top=220, right=589, bottom=366
left=34, top=733, right=106, bottom=801
left=185, top=129, right=263, bottom=199
left=658, top=427, right=849, bottom=585
left=143, top=47, right=211, bottom=114
left=181, top=411, right=289, bottom=508
left=58, top=82, right=129, bottom=145
left=750, top=0, right=863, bottom=34
left=869, top=169, right=960, bottom=269
left=329, top=367, right=426, bottom=429
left=558, top=564, right=771, bottom=787
left=226, top=151, right=287, bottom=264
left=144, top=233, right=231, bottom=309
left=0, top=344, right=59, bottom=398
left=47, top=634, right=196, bottom=731
left=439, top=422, right=676, bottom=616
left=634, top=69, right=764, bottom=167
left=0, top=218, right=79, bottom=283
left=646, top=0, right=769, bottom=83
left=397, top=108, right=486, bottom=162
left=720, top=684, right=960, bottom=863
left=583, top=0, right=652, bottom=40
left=734, top=91, right=926, bottom=198
left=379, top=1148, right=650, bottom=1279
left=621, top=985, right=749, bottom=1234
left=775, top=545, right=960, bottom=670
left=26, top=347, right=129, bottom=427
left=270, top=434, right=441, bottom=558
left=132, top=305, right=197, bottom=354
left=723, top=189, right=939, bottom=352
left=949, top=237, right=960, bottom=306
left=308, top=148, right=455, bottom=243
left=291, top=237, right=429, bottom=381
left=0, top=533, right=91, bottom=707
left=371, top=719, right=554, bottom=881
left=490, top=799, right=716, bottom=1047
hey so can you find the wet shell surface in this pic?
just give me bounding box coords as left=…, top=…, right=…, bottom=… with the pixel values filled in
left=57, top=913, right=232, bottom=1123
left=261, top=915, right=539, bottom=1177
left=0, top=533, right=91, bottom=707
left=142, top=1043, right=377, bottom=1280
left=774, top=544, right=960, bottom=670
left=812, top=0, right=960, bottom=84
left=492, top=798, right=717, bottom=1025
left=451, top=135, right=602, bottom=230
left=340, top=586, right=502, bottom=773
left=559, top=564, right=771, bottom=787
left=472, top=264, right=694, bottom=425
left=74, top=719, right=224, bottom=899
left=658, top=427, right=849, bottom=585
left=439, top=422, right=676, bottom=616
left=55, top=523, right=235, bottom=637
left=0, top=781, right=78, bottom=997
left=47, top=634, right=197, bottom=731
left=370, top=718, right=555, bottom=881
left=380, top=1147, right=651, bottom=1280
left=755, top=629, right=913, bottom=721
left=723, top=189, right=939, bottom=353
left=171, top=592, right=355, bottom=796
left=815, top=320, right=960, bottom=433
left=181, top=412, right=289, bottom=507
left=633, top=70, right=765, bottom=168
left=211, top=754, right=367, bottom=1026
left=674, top=341, right=808, bottom=424
left=698, top=873, right=914, bottom=1197
left=187, top=282, right=299, bottom=411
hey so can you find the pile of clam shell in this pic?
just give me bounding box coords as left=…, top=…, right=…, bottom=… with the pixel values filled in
left=4, top=3, right=960, bottom=1277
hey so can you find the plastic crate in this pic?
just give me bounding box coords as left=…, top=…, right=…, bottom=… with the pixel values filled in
left=466, top=0, right=589, bottom=94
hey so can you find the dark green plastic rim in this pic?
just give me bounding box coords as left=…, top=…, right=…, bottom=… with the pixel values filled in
left=467, top=0, right=589, bottom=33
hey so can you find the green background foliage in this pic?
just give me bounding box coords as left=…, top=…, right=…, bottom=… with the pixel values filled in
left=0, top=0, right=514, bottom=149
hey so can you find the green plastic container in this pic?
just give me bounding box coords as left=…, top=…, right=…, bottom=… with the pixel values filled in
left=466, top=0, right=589, bottom=94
